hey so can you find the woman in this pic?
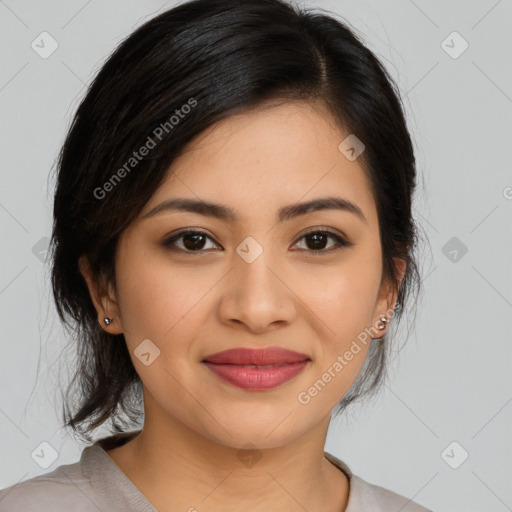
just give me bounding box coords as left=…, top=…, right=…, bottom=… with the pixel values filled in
left=0, top=0, right=430, bottom=510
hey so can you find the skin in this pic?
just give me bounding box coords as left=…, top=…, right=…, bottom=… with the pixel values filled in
left=80, top=99, right=405, bottom=512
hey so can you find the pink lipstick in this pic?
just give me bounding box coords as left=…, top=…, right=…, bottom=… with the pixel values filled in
left=202, top=347, right=310, bottom=390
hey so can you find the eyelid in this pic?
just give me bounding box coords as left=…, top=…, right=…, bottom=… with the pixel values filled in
left=293, top=225, right=350, bottom=245
left=290, top=226, right=354, bottom=254
left=162, top=228, right=221, bottom=252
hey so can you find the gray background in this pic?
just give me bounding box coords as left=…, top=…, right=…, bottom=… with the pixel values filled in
left=1, top=1, right=511, bottom=511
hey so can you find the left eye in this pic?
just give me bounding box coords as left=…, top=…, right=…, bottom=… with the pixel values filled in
left=162, top=229, right=353, bottom=254
left=293, top=230, right=352, bottom=253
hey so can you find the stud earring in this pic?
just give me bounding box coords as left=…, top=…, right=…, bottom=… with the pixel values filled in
left=103, top=317, right=113, bottom=326
left=377, top=316, right=388, bottom=330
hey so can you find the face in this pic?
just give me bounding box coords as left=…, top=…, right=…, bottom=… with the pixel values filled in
left=81, top=100, right=403, bottom=450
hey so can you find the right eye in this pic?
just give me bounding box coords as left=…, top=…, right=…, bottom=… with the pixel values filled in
left=162, top=230, right=221, bottom=253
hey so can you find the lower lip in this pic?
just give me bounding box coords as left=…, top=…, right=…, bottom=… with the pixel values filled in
left=202, top=361, right=309, bottom=390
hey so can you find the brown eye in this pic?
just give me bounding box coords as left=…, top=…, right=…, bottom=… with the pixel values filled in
left=292, top=230, right=353, bottom=254
left=304, top=232, right=330, bottom=251
left=162, top=228, right=353, bottom=255
left=162, top=230, right=219, bottom=252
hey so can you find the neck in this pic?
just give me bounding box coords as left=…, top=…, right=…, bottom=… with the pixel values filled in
left=105, top=406, right=350, bottom=512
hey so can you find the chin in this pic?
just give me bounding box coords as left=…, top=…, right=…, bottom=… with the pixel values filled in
left=194, top=410, right=311, bottom=451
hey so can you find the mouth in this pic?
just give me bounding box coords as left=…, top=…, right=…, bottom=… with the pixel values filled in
left=201, top=347, right=311, bottom=390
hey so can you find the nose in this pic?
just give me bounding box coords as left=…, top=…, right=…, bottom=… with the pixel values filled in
left=217, top=243, right=296, bottom=334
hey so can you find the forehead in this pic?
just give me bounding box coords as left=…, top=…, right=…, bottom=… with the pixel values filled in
left=140, top=100, right=377, bottom=228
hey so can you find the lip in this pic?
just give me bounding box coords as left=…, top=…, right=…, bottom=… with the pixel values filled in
left=202, top=347, right=310, bottom=390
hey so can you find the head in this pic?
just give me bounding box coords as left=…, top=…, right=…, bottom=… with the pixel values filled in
left=50, top=0, right=421, bottom=445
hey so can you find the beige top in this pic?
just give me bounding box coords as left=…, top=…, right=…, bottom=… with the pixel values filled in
left=0, top=430, right=432, bottom=511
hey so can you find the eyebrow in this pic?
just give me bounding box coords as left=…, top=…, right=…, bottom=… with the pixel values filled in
left=140, top=195, right=367, bottom=225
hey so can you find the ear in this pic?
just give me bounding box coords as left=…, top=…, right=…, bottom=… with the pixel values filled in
left=371, top=257, right=406, bottom=339
left=78, top=255, right=124, bottom=334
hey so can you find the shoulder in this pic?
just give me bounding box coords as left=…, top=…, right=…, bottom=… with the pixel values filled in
left=0, top=432, right=146, bottom=512
left=324, top=451, right=433, bottom=512
left=349, top=474, right=433, bottom=512
left=0, top=453, right=97, bottom=512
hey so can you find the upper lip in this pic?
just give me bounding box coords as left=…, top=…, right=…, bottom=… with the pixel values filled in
left=202, top=347, right=310, bottom=365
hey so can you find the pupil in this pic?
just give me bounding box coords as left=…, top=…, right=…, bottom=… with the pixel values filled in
left=308, top=233, right=326, bottom=250
left=183, top=234, right=205, bottom=250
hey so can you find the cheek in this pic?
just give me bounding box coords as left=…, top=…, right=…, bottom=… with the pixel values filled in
left=115, top=249, right=215, bottom=352
left=290, top=259, right=381, bottom=395
left=296, top=261, right=380, bottom=337
left=114, top=255, right=211, bottom=402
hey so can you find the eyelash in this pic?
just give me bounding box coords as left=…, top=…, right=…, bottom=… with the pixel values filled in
left=162, top=227, right=353, bottom=256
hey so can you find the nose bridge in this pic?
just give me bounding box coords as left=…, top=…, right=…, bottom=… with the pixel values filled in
left=220, top=233, right=293, bottom=330
left=234, top=234, right=279, bottom=293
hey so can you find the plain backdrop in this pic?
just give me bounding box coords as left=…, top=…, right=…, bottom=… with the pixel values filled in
left=1, top=1, right=511, bottom=511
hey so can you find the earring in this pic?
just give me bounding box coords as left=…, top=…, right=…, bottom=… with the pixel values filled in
left=377, top=316, right=388, bottom=330
left=103, top=317, right=113, bottom=326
